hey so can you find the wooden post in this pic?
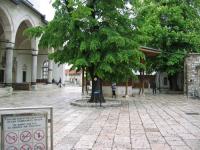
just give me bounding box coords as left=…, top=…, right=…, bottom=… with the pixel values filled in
left=86, top=68, right=88, bottom=94
left=82, top=68, right=85, bottom=95
left=139, top=70, right=142, bottom=95
left=125, top=80, right=128, bottom=96
left=142, top=70, right=144, bottom=94
left=132, top=78, right=134, bottom=96
left=139, top=70, right=144, bottom=95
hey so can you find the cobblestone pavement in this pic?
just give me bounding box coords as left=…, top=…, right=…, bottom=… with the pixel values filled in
left=1, top=86, right=200, bottom=150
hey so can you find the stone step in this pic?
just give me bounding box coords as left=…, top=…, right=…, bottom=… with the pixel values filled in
left=0, top=87, right=13, bottom=97
left=159, top=89, right=183, bottom=94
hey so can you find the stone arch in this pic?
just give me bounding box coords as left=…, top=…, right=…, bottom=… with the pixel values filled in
left=0, top=5, right=13, bottom=84
left=15, top=20, right=33, bottom=49
left=16, top=15, right=35, bottom=31
left=14, top=19, right=35, bottom=83
left=15, top=15, right=37, bottom=48
left=0, top=4, right=14, bottom=41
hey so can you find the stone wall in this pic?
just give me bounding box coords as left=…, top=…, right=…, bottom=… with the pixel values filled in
left=155, top=72, right=184, bottom=93
left=184, top=53, right=200, bottom=97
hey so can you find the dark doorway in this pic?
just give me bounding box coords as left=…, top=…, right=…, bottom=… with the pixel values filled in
left=22, top=71, right=26, bottom=82
left=164, top=77, right=168, bottom=86
left=0, top=70, right=4, bottom=83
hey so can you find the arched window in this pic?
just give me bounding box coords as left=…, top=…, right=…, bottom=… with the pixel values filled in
left=42, top=60, right=49, bottom=79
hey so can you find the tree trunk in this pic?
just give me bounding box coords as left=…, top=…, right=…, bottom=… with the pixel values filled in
left=125, top=80, right=128, bottom=96
left=139, top=70, right=144, bottom=95
left=87, top=67, right=105, bottom=103
left=82, top=68, right=85, bottom=95
left=86, top=70, right=88, bottom=94
left=168, top=74, right=179, bottom=91
left=88, top=77, right=105, bottom=103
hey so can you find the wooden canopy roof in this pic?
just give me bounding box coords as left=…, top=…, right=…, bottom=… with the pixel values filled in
left=140, top=46, right=161, bottom=57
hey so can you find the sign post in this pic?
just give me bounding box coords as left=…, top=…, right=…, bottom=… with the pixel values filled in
left=0, top=106, right=53, bottom=150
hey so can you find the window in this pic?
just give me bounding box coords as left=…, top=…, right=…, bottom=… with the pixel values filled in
left=42, top=60, right=49, bottom=79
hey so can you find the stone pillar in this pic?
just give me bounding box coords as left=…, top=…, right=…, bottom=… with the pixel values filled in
left=31, top=49, right=38, bottom=90
left=48, top=60, right=53, bottom=84
left=5, top=42, right=14, bottom=86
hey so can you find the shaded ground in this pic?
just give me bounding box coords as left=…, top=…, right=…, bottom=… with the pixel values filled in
left=1, top=85, right=200, bottom=150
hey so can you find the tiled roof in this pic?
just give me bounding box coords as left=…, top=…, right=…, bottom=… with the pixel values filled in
left=65, top=70, right=82, bottom=75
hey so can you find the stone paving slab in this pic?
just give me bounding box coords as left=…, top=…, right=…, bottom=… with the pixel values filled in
left=1, top=87, right=200, bottom=149
left=70, top=99, right=122, bottom=107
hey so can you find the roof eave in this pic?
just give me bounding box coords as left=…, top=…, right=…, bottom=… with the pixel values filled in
left=10, top=0, right=48, bottom=25
left=140, top=46, right=161, bottom=53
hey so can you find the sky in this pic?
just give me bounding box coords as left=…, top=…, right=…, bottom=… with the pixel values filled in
left=39, top=0, right=55, bottom=21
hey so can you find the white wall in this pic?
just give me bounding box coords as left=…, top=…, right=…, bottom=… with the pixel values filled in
left=103, top=86, right=133, bottom=97
left=52, top=63, right=65, bottom=84
left=16, top=54, right=32, bottom=83
left=103, top=86, right=154, bottom=97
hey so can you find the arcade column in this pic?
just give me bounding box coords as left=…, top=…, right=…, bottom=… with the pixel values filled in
left=5, top=42, right=14, bottom=86
left=48, top=60, right=53, bottom=84
left=31, top=49, right=38, bottom=90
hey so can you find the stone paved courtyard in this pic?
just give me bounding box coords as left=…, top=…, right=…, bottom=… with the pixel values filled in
left=1, top=86, right=200, bottom=150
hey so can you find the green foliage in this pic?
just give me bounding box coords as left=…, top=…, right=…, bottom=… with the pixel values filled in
left=26, top=0, right=144, bottom=82
left=24, top=26, right=43, bottom=38
left=134, top=0, right=200, bottom=75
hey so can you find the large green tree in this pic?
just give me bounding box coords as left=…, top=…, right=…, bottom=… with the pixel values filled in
left=26, top=0, right=143, bottom=102
left=134, top=0, right=200, bottom=90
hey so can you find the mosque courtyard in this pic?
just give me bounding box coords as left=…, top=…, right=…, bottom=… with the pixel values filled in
left=0, top=85, right=200, bottom=150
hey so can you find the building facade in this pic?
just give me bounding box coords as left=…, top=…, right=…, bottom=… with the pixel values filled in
left=65, top=69, right=82, bottom=85
left=0, top=0, right=65, bottom=96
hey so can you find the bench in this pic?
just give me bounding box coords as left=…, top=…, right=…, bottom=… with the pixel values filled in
left=12, top=83, right=31, bottom=91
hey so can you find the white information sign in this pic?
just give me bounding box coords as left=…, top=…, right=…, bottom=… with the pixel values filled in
left=1, top=113, right=48, bottom=150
